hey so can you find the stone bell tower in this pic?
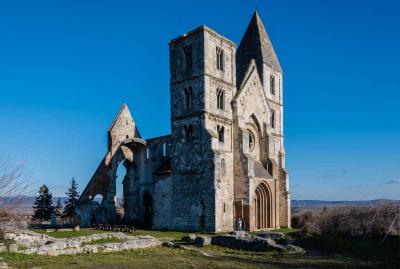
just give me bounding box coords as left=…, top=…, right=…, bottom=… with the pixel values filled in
left=169, top=25, right=237, bottom=232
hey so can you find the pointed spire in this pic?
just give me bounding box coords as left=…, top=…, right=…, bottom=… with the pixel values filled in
left=236, top=11, right=282, bottom=87
left=108, top=103, right=141, bottom=139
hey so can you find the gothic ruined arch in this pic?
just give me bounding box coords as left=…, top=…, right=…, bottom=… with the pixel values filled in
left=254, top=182, right=272, bottom=229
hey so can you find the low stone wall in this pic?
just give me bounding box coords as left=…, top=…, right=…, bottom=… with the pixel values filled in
left=3, top=231, right=161, bottom=256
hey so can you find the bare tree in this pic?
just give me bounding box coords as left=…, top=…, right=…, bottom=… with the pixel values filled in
left=0, top=158, right=32, bottom=232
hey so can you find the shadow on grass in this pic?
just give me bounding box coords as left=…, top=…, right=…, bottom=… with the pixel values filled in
left=295, top=234, right=400, bottom=268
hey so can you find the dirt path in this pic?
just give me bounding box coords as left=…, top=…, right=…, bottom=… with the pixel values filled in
left=181, top=245, right=217, bottom=257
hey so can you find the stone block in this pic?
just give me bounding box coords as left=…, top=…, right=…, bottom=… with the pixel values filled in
left=211, top=234, right=285, bottom=252
left=9, top=244, right=18, bottom=253
left=286, top=244, right=305, bottom=255
left=195, top=236, right=211, bottom=247
left=181, top=233, right=196, bottom=243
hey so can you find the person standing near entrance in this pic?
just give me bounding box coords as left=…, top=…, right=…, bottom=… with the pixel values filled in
left=238, top=218, right=243, bottom=231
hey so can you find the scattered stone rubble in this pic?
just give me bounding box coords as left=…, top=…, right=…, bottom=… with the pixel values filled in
left=2, top=230, right=160, bottom=256
left=194, top=235, right=211, bottom=247
left=178, top=231, right=305, bottom=254
left=0, top=230, right=304, bottom=258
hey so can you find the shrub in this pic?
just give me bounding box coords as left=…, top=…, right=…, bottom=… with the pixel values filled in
left=294, top=203, right=399, bottom=238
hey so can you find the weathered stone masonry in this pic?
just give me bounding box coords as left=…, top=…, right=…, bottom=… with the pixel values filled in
left=76, top=12, right=291, bottom=232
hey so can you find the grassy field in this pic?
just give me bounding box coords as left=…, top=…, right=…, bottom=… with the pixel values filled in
left=1, top=228, right=397, bottom=268
left=1, top=246, right=371, bottom=269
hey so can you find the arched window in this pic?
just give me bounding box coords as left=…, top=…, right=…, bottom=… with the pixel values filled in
left=248, top=130, right=255, bottom=151
left=216, top=47, right=224, bottom=71
left=267, top=159, right=273, bottom=177
left=185, top=125, right=193, bottom=142
left=216, top=88, right=224, bottom=110
left=184, top=87, right=192, bottom=111
left=162, top=142, right=167, bottom=157
left=183, top=45, right=192, bottom=69
left=217, top=125, right=224, bottom=143
left=146, top=148, right=150, bottom=159
left=270, top=75, right=275, bottom=95
left=270, top=110, right=276, bottom=128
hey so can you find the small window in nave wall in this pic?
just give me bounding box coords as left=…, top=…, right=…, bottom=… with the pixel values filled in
left=270, top=75, right=275, bottom=95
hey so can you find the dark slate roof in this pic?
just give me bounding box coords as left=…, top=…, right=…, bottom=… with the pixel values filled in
left=236, top=11, right=282, bottom=87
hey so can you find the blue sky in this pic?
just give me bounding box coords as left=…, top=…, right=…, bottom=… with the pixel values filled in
left=0, top=0, right=399, bottom=200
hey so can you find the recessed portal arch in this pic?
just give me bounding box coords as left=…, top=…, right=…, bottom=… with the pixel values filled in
left=254, top=182, right=272, bottom=229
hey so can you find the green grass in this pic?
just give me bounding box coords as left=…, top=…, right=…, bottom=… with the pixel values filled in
left=1, top=246, right=371, bottom=269
left=17, top=245, right=28, bottom=251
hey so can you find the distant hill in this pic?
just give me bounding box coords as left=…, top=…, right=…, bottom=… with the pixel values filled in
left=1, top=196, right=399, bottom=215
left=291, top=199, right=400, bottom=215
left=292, top=199, right=400, bottom=207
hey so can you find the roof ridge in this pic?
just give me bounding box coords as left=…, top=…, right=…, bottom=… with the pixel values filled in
left=108, top=103, right=132, bottom=132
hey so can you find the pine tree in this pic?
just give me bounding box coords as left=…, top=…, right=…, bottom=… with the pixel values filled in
left=63, top=177, right=80, bottom=223
left=32, top=184, right=54, bottom=224
left=54, top=198, right=63, bottom=217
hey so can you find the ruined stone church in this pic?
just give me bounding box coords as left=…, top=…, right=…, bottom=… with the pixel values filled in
left=76, top=12, right=291, bottom=232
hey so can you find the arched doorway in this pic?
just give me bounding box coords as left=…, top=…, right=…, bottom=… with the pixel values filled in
left=92, top=194, right=105, bottom=225
left=143, top=190, right=153, bottom=228
left=255, top=182, right=272, bottom=229
left=115, top=160, right=127, bottom=223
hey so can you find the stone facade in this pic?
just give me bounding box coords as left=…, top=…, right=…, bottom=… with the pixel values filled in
left=76, top=12, right=290, bottom=232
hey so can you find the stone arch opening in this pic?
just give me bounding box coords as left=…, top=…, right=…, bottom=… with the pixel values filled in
left=254, top=182, right=272, bottom=229
left=91, top=194, right=104, bottom=224
left=143, top=190, right=153, bottom=228
left=93, top=194, right=104, bottom=205
left=115, top=160, right=127, bottom=223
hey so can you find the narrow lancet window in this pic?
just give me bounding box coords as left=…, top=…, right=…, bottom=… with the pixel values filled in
left=162, top=143, right=167, bottom=157
left=216, top=88, right=224, bottom=110
left=146, top=148, right=150, bottom=159
left=270, top=110, right=276, bottom=128
left=270, top=75, right=275, bottom=95
left=217, top=125, right=224, bottom=143
left=183, top=45, right=192, bottom=69
left=185, top=125, right=193, bottom=142
left=184, top=87, right=193, bottom=111
left=216, top=47, right=224, bottom=71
